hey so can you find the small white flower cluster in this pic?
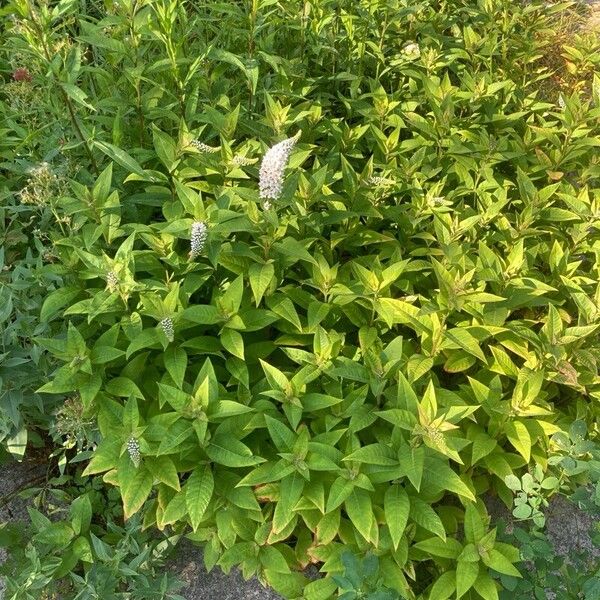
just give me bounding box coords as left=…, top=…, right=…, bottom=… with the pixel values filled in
left=105, top=271, right=119, bottom=293
left=159, top=317, right=175, bottom=342
left=190, top=140, right=220, bottom=153
left=427, top=196, right=446, bottom=208
left=190, top=221, right=208, bottom=259
left=19, top=162, right=62, bottom=206
left=367, top=175, right=395, bottom=187
left=127, top=437, right=141, bottom=467
left=232, top=154, right=256, bottom=167
left=558, top=94, right=566, bottom=109
left=403, top=42, right=420, bottom=59
left=258, top=134, right=299, bottom=206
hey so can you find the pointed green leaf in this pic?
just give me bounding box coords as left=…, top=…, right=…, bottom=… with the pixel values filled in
left=456, top=560, right=479, bottom=599
left=186, top=466, right=214, bottom=531
left=146, top=456, right=180, bottom=491
left=505, top=420, right=531, bottom=463
left=384, top=485, right=410, bottom=550
left=249, top=263, right=275, bottom=306
left=345, top=488, right=373, bottom=542
left=272, top=472, right=304, bottom=534
left=410, top=497, right=446, bottom=540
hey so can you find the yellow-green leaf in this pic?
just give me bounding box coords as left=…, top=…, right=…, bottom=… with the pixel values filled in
left=185, top=466, right=214, bottom=531
left=505, top=420, right=531, bottom=463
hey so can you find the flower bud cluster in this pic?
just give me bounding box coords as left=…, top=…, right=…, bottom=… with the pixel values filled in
left=160, top=317, right=175, bottom=342
left=127, top=437, right=141, bottom=467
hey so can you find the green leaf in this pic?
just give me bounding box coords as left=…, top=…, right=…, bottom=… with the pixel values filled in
left=464, top=503, right=485, bottom=543
left=185, top=466, right=214, bottom=531
left=183, top=305, right=222, bottom=324
left=268, top=296, right=303, bottom=331
left=94, top=140, right=146, bottom=177
left=272, top=472, right=304, bottom=534
left=444, top=328, right=486, bottom=362
left=265, top=415, right=296, bottom=452
left=345, top=443, right=398, bottom=466
left=206, top=434, right=265, bottom=467
left=326, top=477, right=355, bottom=512
left=260, top=359, right=290, bottom=391
left=414, top=537, right=461, bottom=559
left=146, top=456, right=180, bottom=491
left=72, top=536, right=93, bottom=563
left=221, top=275, right=244, bottom=314
left=70, top=494, right=92, bottom=535
left=456, top=560, right=479, bottom=599
left=82, top=437, right=121, bottom=475
left=410, top=497, right=446, bottom=540
left=471, top=433, right=497, bottom=465
left=424, top=459, right=475, bottom=501
left=512, top=504, right=532, bottom=519
left=93, top=162, right=113, bottom=202
left=303, top=578, right=338, bottom=600
left=120, top=465, right=153, bottom=519
left=105, top=377, right=144, bottom=399
left=473, top=573, right=499, bottom=600
left=34, top=522, right=74, bottom=548
left=344, top=488, right=373, bottom=542
left=152, top=126, right=178, bottom=171
left=482, top=549, right=521, bottom=577
left=40, top=288, right=80, bottom=322
left=249, top=263, right=274, bottom=306
left=164, top=347, right=187, bottom=388
left=220, top=328, right=245, bottom=359
left=504, top=420, right=532, bottom=463
left=504, top=474, right=522, bottom=491
left=399, top=445, right=425, bottom=491
left=61, top=82, right=95, bottom=111
left=384, top=485, right=410, bottom=550
left=428, top=571, right=456, bottom=600
left=273, top=238, right=317, bottom=265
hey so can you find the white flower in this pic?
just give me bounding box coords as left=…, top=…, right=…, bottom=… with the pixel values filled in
left=232, top=154, right=256, bottom=167
left=159, top=317, right=175, bottom=342
left=105, top=271, right=119, bottom=293
left=258, top=133, right=299, bottom=202
left=367, top=175, right=394, bottom=187
left=127, top=437, right=141, bottom=467
left=403, top=42, right=420, bottom=58
left=558, top=94, right=566, bottom=109
left=190, top=140, right=220, bottom=153
left=189, top=221, right=208, bottom=259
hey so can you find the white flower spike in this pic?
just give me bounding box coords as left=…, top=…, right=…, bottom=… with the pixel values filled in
left=190, top=221, right=208, bottom=259
left=259, top=132, right=300, bottom=203
left=191, top=140, right=220, bottom=153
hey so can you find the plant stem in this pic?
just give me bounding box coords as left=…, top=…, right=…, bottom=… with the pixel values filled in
left=62, top=92, right=99, bottom=176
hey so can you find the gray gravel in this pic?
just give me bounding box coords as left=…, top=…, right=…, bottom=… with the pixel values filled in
left=0, top=457, right=48, bottom=600
left=169, top=540, right=281, bottom=600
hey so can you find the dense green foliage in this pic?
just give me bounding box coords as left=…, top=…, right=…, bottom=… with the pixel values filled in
left=0, top=476, right=184, bottom=599
left=1, top=0, right=600, bottom=598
